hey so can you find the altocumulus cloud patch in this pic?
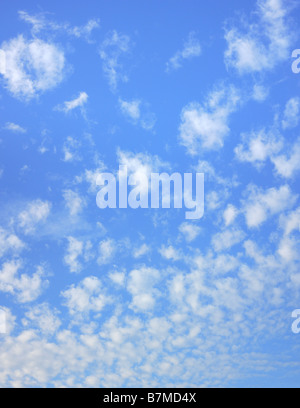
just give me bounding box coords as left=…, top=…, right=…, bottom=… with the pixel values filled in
left=0, top=0, right=299, bottom=389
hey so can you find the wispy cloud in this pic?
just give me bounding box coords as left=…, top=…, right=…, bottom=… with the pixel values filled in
left=166, top=32, right=201, bottom=72
left=119, top=98, right=156, bottom=130
left=55, top=92, right=88, bottom=114
left=3, top=122, right=26, bottom=133
left=18, top=11, right=100, bottom=42
left=99, top=30, right=131, bottom=91
left=282, top=97, right=300, bottom=129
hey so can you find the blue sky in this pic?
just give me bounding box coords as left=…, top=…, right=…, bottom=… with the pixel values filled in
left=0, top=0, right=300, bottom=388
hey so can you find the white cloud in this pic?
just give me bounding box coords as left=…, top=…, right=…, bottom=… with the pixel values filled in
left=22, top=303, right=61, bottom=335
left=119, top=98, right=140, bottom=120
left=282, top=97, right=300, bottom=129
left=64, top=237, right=84, bottom=273
left=98, top=239, right=115, bottom=265
left=271, top=142, right=300, bottom=178
left=159, top=246, right=180, bottom=261
left=235, top=129, right=283, bottom=166
left=0, top=49, right=5, bottom=74
left=63, top=190, right=86, bottom=216
left=0, top=261, right=48, bottom=303
left=223, top=205, right=238, bottom=226
left=225, top=0, right=292, bottom=74
left=235, top=125, right=300, bottom=178
left=179, top=85, right=241, bottom=154
left=55, top=92, right=88, bottom=114
left=3, top=122, right=26, bottom=133
left=278, top=235, right=299, bottom=262
left=78, top=163, right=106, bottom=193
left=62, top=136, right=81, bottom=162
left=99, top=31, right=131, bottom=91
left=243, top=184, right=297, bottom=228
left=68, top=20, right=100, bottom=40
left=212, top=229, right=245, bottom=252
left=18, top=11, right=100, bottom=42
left=109, top=271, right=126, bottom=286
left=166, top=32, right=201, bottom=72
left=0, top=307, right=15, bottom=335
left=194, top=160, right=228, bottom=185
left=64, top=237, right=93, bottom=273
left=0, top=228, right=25, bottom=258
left=179, top=222, right=201, bottom=242
left=279, top=207, right=300, bottom=236
left=119, top=98, right=156, bottom=131
left=61, top=276, right=109, bottom=315
left=133, top=244, right=150, bottom=259
left=252, top=84, right=269, bottom=102
left=18, top=200, right=51, bottom=234
left=206, top=191, right=223, bottom=211
left=0, top=35, right=65, bottom=100
left=127, top=267, right=160, bottom=312
left=117, top=149, right=167, bottom=195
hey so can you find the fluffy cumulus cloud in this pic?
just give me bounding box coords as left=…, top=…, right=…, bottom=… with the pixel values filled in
left=61, top=276, right=110, bottom=316
left=271, top=142, right=300, bottom=179
left=0, top=261, right=48, bottom=303
left=223, top=204, right=238, bottom=226
left=224, top=0, right=292, bottom=74
left=212, top=228, right=245, bottom=252
left=64, top=236, right=93, bottom=274
left=17, top=200, right=51, bottom=235
left=117, top=149, right=168, bottom=194
left=243, top=185, right=297, bottom=228
left=235, top=96, right=300, bottom=179
left=235, top=129, right=283, bottom=166
left=64, top=237, right=84, bottom=273
left=127, top=267, right=161, bottom=312
left=0, top=228, right=24, bottom=258
left=179, top=84, right=241, bottom=154
left=179, top=222, right=201, bottom=242
left=159, top=245, right=181, bottom=261
left=22, top=303, right=61, bottom=335
left=0, top=35, right=65, bottom=100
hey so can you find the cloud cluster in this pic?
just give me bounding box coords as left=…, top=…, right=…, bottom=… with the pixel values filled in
left=0, top=35, right=65, bottom=100
left=224, top=0, right=292, bottom=74
left=179, top=84, right=241, bottom=154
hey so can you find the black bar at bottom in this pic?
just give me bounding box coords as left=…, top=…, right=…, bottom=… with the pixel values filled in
left=0, top=388, right=237, bottom=405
